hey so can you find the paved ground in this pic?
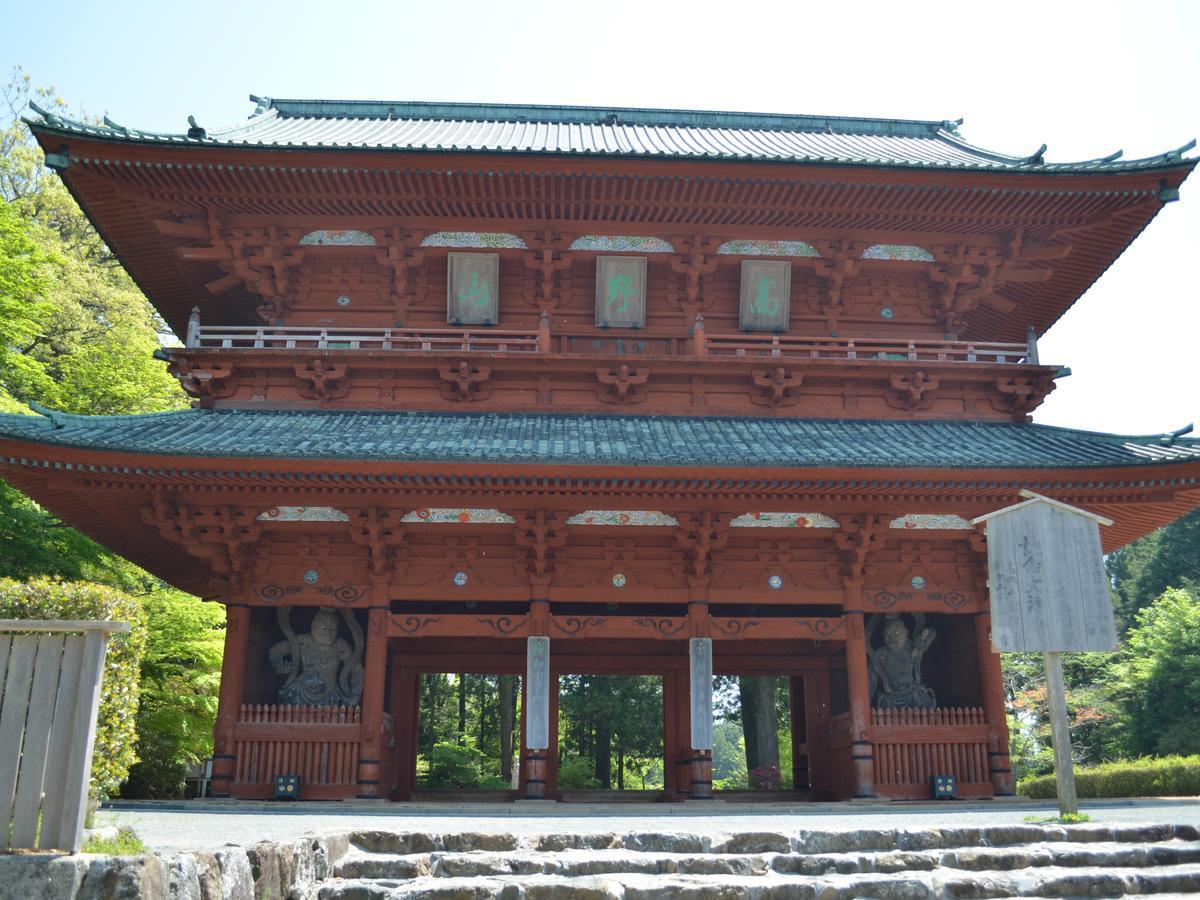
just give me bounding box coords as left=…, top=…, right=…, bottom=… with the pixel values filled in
left=98, top=798, right=1200, bottom=852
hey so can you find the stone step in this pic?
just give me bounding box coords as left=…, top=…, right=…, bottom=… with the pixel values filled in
left=345, top=823, right=1198, bottom=858
left=317, top=862, right=1200, bottom=899
left=333, top=840, right=1200, bottom=881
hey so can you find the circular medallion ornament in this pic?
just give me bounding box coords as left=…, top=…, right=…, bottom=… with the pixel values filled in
left=336, top=295, right=352, bottom=307
left=911, top=575, right=926, bottom=591
left=453, top=571, right=469, bottom=587
left=768, top=574, right=784, bottom=590
left=880, top=307, right=894, bottom=319
left=612, top=573, right=626, bottom=588
left=303, top=570, right=319, bottom=584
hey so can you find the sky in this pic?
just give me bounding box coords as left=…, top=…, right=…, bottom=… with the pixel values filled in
left=4, top=0, right=1197, bottom=435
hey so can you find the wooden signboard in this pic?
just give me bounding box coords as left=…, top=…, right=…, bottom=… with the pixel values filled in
left=595, top=256, right=647, bottom=328
left=447, top=253, right=500, bottom=325
left=525, top=636, right=550, bottom=750
left=974, top=492, right=1117, bottom=653
left=973, top=491, right=1116, bottom=816
left=739, top=260, right=792, bottom=332
left=689, top=638, right=713, bottom=750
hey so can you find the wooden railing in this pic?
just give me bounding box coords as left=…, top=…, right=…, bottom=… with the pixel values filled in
left=704, top=333, right=1031, bottom=364
left=233, top=703, right=361, bottom=794
left=194, top=324, right=542, bottom=353
left=869, top=706, right=991, bottom=799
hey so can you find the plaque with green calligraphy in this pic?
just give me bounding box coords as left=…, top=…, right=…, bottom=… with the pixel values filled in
left=594, top=256, right=647, bottom=328
left=447, top=253, right=500, bottom=325
left=739, top=260, right=792, bottom=332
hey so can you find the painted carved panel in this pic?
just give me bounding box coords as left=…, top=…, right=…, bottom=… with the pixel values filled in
left=565, top=510, right=679, bottom=526
left=447, top=253, right=500, bottom=325
left=739, top=260, right=792, bottom=332
left=862, top=244, right=935, bottom=261
left=718, top=239, right=818, bottom=257
left=595, top=256, right=647, bottom=328
left=571, top=235, right=674, bottom=253
left=423, top=232, right=527, bottom=249
left=400, top=508, right=516, bottom=524
left=729, top=512, right=838, bottom=528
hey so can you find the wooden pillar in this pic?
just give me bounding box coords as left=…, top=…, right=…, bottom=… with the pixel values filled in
left=355, top=607, right=389, bottom=798
left=547, top=670, right=560, bottom=797
left=210, top=603, right=250, bottom=798
left=391, top=667, right=420, bottom=798
left=522, top=636, right=550, bottom=799
left=661, top=668, right=677, bottom=795
left=1044, top=651, right=1079, bottom=816
left=805, top=665, right=832, bottom=799
left=673, top=667, right=692, bottom=799
left=975, top=612, right=1015, bottom=796
left=844, top=610, right=876, bottom=798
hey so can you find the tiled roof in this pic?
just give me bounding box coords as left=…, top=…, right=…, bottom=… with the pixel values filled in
left=2, top=409, right=1198, bottom=471
left=26, top=98, right=1196, bottom=174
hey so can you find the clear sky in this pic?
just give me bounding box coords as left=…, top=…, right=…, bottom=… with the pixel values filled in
left=4, top=0, right=1196, bottom=435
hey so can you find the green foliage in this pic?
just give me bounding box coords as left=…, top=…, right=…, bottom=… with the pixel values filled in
left=558, top=675, right=662, bottom=789
left=556, top=755, right=601, bottom=789
left=1110, top=588, right=1200, bottom=757
left=1107, top=509, right=1200, bottom=629
left=422, top=739, right=489, bottom=789
left=121, top=591, right=224, bottom=798
left=1024, top=813, right=1092, bottom=824
left=83, top=826, right=145, bottom=856
left=1018, top=755, right=1200, bottom=799
left=0, top=578, right=147, bottom=797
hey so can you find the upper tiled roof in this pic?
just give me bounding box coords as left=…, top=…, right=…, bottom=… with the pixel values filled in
left=26, top=97, right=1196, bottom=174
left=2, top=409, right=1198, bottom=471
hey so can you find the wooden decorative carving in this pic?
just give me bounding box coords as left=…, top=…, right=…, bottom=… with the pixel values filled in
left=438, top=361, right=493, bottom=401
left=812, top=240, right=868, bottom=330
left=675, top=511, right=729, bottom=583
left=521, top=230, right=574, bottom=311
left=169, top=358, right=236, bottom=407
left=666, top=234, right=721, bottom=317
left=347, top=508, right=408, bottom=576
left=294, top=359, right=350, bottom=401
left=513, top=511, right=568, bottom=583
left=371, top=227, right=427, bottom=322
left=992, top=374, right=1056, bottom=421
left=750, top=367, right=804, bottom=407
left=142, top=490, right=261, bottom=576
left=595, top=364, right=649, bottom=404
left=834, top=514, right=887, bottom=590
left=887, top=371, right=940, bottom=411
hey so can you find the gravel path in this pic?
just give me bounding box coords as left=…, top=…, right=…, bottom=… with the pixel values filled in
left=98, top=798, right=1200, bottom=852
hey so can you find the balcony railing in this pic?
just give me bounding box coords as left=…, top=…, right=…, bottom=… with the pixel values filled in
left=186, top=312, right=1038, bottom=366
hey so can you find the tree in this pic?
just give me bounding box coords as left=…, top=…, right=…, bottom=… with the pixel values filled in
left=120, top=590, right=225, bottom=798
left=1108, top=510, right=1200, bottom=629
left=738, top=676, right=781, bottom=784
left=1111, top=588, right=1200, bottom=757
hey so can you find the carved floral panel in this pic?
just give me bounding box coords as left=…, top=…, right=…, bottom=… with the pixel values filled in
left=889, top=514, right=972, bottom=530
left=570, top=235, right=674, bottom=253
left=718, top=239, right=818, bottom=257
left=400, top=508, right=516, bottom=524
left=862, top=244, right=935, bottom=262
left=422, top=232, right=527, bottom=249
left=729, top=512, right=838, bottom=528
left=299, top=229, right=377, bottom=246
left=257, top=506, right=351, bottom=522
left=565, top=510, right=680, bottom=526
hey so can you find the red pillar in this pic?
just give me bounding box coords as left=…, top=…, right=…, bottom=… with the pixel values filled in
left=844, top=610, right=876, bottom=798
left=210, top=603, right=250, bottom=798
left=789, top=676, right=807, bottom=790
left=804, top=666, right=833, bottom=799
left=357, top=606, right=389, bottom=799
left=976, top=612, right=1015, bottom=795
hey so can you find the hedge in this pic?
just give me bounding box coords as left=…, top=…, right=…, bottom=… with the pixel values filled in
left=0, top=577, right=147, bottom=797
left=1018, top=755, right=1200, bottom=799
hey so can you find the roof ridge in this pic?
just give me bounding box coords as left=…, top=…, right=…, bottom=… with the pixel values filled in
left=261, top=98, right=951, bottom=138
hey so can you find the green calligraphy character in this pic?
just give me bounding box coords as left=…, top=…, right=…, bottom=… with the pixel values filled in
left=751, top=275, right=779, bottom=317
left=457, top=271, right=491, bottom=309
left=606, top=274, right=635, bottom=316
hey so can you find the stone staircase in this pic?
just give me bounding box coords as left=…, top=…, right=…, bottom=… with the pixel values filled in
left=314, top=822, right=1200, bottom=898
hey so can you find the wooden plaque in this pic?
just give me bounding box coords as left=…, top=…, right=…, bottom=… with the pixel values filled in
left=525, top=636, right=550, bottom=749
left=976, top=496, right=1117, bottom=652
left=739, top=260, right=792, bottom=332
left=595, top=256, right=647, bottom=328
left=689, top=638, right=713, bottom=750
left=447, top=253, right=500, bottom=325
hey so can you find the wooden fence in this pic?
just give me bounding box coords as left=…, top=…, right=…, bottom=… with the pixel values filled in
left=232, top=704, right=362, bottom=799
left=869, top=706, right=992, bottom=799
left=0, top=620, right=129, bottom=852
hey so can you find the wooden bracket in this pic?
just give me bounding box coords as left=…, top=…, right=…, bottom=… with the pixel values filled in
left=437, top=360, right=493, bottom=401
left=834, top=514, right=887, bottom=590
left=886, top=371, right=940, bottom=411
left=294, top=359, right=350, bottom=401
left=750, top=367, right=804, bottom=407
left=595, top=364, right=649, bottom=403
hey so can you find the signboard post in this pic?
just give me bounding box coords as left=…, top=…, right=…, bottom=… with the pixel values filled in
left=973, top=491, right=1116, bottom=817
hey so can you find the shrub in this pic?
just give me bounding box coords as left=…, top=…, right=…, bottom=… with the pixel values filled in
left=556, top=755, right=601, bottom=789
left=1018, top=755, right=1200, bottom=799
left=423, top=740, right=486, bottom=788
left=0, top=578, right=147, bottom=797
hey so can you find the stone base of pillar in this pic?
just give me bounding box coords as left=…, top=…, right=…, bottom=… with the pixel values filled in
left=687, top=749, right=713, bottom=799
left=989, top=750, right=1016, bottom=796
left=523, top=749, right=548, bottom=799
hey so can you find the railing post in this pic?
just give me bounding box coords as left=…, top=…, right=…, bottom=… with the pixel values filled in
left=691, top=314, right=706, bottom=356
left=185, top=306, right=201, bottom=348
left=538, top=311, right=552, bottom=353
left=1026, top=326, right=1040, bottom=365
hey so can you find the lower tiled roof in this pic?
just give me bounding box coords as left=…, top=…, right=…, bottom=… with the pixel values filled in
left=1, top=409, right=1198, bottom=471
